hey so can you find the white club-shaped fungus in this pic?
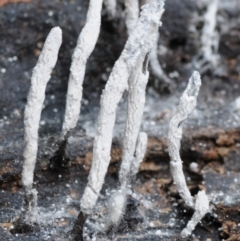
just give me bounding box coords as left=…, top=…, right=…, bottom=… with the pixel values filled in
left=168, top=71, right=210, bottom=237
left=168, top=71, right=201, bottom=208
left=124, top=0, right=171, bottom=87
left=149, top=32, right=172, bottom=85
left=80, top=0, right=166, bottom=216
left=194, top=0, right=219, bottom=71
left=22, top=27, right=62, bottom=190
left=61, top=0, right=103, bottom=138
left=119, top=57, right=149, bottom=188
left=21, top=26, right=62, bottom=222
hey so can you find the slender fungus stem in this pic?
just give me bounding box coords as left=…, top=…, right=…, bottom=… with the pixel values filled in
left=168, top=71, right=201, bottom=208
left=168, top=71, right=210, bottom=237
left=21, top=27, right=62, bottom=221
left=124, top=0, right=139, bottom=34
left=124, top=0, right=170, bottom=88
left=80, top=0, right=166, bottom=216
left=130, top=131, right=148, bottom=181
left=149, top=32, right=172, bottom=85
left=105, top=130, right=148, bottom=231
left=119, top=57, right=149, bottom=188
left=194, top=0, right=219, bottom=71
left=62, top=0, right=103, bottom=138
left=181, top=191, right=209, bottom=238
left=201, top=0, right=219, bottom=63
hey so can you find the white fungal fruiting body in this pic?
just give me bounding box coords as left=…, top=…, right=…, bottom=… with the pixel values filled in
left=168, top=71, right=210, bottom=237
left=104, top=0, right=116, bottom=19
left=168, top=71, right=201, bottom=208
left=201, top=0, right=219, bottom=62
left=124, top=0, right=139, bottom=34
left=130, top=132, right=148, bottom=179
left=181, top=191, right=209, bottom=238
left=124, top=0, right=170, bottom=87
left=149, top=32, right=171, bottom=84
left=80, top=0, right=166, bottom=215
left=62, top=0, right=103, bottom=138
left=22, top=27, right=62, bottom=189
left=196, top=0, right=219, bottom=70
left=119, top=61, right=149, bottom=187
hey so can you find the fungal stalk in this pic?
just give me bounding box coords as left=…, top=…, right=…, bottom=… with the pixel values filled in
left=21, top=27, right=62, bottom=221
left=168, top=71, right=201, bottom=207
left=103, top=131, right=148, bottom=231
left=62, top=0, right=103, bottom=138
left=194, top=0, right=219, bottom=71
left=168, top=71, right=210, bottom=237
left=80, top=0, right=166, bottom=216
left=119, top=56, right=149, bottom=189
left=130, top=131, right=148, bottom=181
left=181, top=191, right=209, bottom=238
left=124, top=0, right=170, bottom=88
left=124, top=0, right=139, bottom=34
left=105, top=61, right=149, bottom=231
left=149, top=32, right=172, bottom=85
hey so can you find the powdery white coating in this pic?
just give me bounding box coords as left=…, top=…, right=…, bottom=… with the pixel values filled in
left=181, top=191, right=209, bottom=237
left=22, top=27, right=62, bottom=189
left=124, top=0, right=170, bottom=86
left=149, top=32, right=171, bottom=84
left=62, top=0, right=103, bottom=138
left=130, top=132, right=148, bottom=179
left=124, top=0, right=139, bottom=34
left=80, top=0, right=166, bottom=215
left=103, top=0, right=116, bottom=19
left=170, top=162, right=193, bottom=207
left=168, top=71, right=201, bottom=208
left=119, top=62, right=149, bottom=187
left=106, top=190, right=126, bottom=226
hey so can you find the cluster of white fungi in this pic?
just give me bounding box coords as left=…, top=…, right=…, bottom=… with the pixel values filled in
left=17, top=0, right=220, bottom=239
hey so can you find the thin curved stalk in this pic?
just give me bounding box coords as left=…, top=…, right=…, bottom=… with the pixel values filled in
left=80, top=0, right=166, bottom=216
left=168, top=71, right=201, bottom=208
left=62, top=0, right=103, bottom=138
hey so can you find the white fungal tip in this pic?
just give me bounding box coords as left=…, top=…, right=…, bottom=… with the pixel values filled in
left=186, top=71, right=201, bottom=97
left=47, top=26, right=62, bottom=46
left=191, top=70, right=201, bottom=87
left=51, top=26, right=62, bottom=34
